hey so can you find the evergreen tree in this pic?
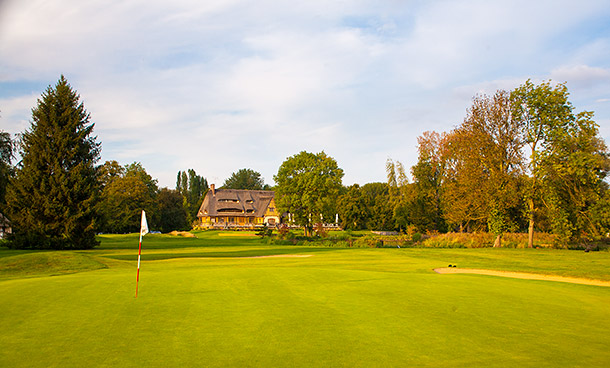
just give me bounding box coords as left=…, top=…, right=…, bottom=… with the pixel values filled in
left=0, top=130, right=13, bottom=208
left=176, top=169, right=207, bottom=225
left=6, top=76, right=101, bottom=249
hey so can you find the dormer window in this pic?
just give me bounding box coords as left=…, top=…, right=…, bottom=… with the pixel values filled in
left=218, top=208, right=241, bottom=213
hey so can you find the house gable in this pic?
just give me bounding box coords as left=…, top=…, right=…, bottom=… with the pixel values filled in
left=197, top=187, right=278, bottom=227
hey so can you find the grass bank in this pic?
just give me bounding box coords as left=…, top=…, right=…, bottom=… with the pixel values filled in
left=1, top=232, right=609, bottom=367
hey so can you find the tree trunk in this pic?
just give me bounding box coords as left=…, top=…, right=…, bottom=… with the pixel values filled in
left=493, top=233, right=502, bottom=248
left=528, top=197, right=535, bottom=248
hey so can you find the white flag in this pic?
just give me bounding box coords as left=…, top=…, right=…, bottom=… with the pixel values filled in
left=140, top=210, right=149, bottom=236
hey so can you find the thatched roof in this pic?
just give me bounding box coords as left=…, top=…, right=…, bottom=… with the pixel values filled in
left=197, top=188, right=275, bottom=218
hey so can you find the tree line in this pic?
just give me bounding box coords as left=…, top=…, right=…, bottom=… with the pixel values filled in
left=0, top=76, right=274, bottom=249
left=0, top=76, right=608, bottom=249
left=336, top=81, right=610, bottom=246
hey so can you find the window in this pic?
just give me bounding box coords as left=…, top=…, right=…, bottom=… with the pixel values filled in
left=218, top=208, right=241, bottom=213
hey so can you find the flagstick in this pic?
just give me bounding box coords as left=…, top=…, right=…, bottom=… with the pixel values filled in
left=135, top=210, right=148, bottom=298
left=135, top=230, right=143, bottom=298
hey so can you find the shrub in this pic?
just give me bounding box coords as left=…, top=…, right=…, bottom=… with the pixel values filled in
left=418, top=232, right=561, bottom=249
left=352, top=235, right=382, bottom=248
left=256, top=225, right=273, bottom=238
left=278, top=224, right=291, bottom=239
left=314, top=223, right=328, bottom=238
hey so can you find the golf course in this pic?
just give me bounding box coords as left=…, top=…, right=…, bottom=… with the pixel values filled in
left=1, top=231, right=610, bottom=367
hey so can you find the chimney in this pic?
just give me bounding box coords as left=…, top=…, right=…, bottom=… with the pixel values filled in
left=210, top=184, right=215, bottom=196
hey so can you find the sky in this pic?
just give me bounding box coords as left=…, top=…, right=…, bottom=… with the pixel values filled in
left=1, top=0, right=609, bottom=189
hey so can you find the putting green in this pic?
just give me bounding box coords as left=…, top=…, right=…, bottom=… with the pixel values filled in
left=1, top=236, right=610, bottom=367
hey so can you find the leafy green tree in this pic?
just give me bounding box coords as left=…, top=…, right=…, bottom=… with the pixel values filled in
left=222, top=168, right=266, bottom=190
left=157, top=188, right=188, bottom=233
left=98, top=161, right=158, bottom=233
left=538, top=111, right=609, bottom=242
left=6, top=76, right=101, bottom=249
left=386, top=159, right=410, bottom=230
left=511, top=80, right=575, bottom=247
left=337, top=184, right=368, bottom=230
left=176, top=169, right=207, bottom=224
left=512, top=80, right=609, bottom=244
left=125, top=162, right=158, bottom=196
left=99, top=160, right=125, bottom=187
left=100, top=176, right=153, bottom=233
left=591, top=185, right=610, bottom=236
left=274, top=151, right=343, bottom=236
left=361, top=182, right=394, bottom=231
left=337, top=182, right=395, bottom=231
left=409, top=131, right=447, bottom=232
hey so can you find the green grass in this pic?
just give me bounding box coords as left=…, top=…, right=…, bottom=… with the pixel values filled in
left=1, top=232, right=610, bottom=367
left=0, top=251, right=107, bottom=279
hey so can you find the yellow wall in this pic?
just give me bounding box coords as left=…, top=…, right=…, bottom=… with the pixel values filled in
left=199, top=197, right=277, bottom=226
left=264, top=198, right=277, bottom=217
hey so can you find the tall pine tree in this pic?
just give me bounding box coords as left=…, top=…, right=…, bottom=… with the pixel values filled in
left=6, top=76, right=101, bottom=249
left=0, top=130, right=13, bottom=208
left=176, top=169, right=207, bottom=225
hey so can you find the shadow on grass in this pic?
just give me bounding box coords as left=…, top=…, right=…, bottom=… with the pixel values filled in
left=103, top=247, right=337, bottom=261
left=96, top=233, right=265, bottom=250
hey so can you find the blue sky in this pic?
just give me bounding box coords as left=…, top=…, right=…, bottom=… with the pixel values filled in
left=1, top=0, right=609, bottom=188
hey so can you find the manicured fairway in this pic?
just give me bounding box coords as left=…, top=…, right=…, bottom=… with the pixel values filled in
left=1, top=233, right=610, bottom=367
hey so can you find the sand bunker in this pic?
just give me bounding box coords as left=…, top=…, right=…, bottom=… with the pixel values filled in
left=245, top=254, right=313, bottom=259
left=434, top=268, right=610, bottom=287
left=168, top=231, right=197, bottom=238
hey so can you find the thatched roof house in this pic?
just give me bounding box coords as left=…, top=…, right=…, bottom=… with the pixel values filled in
left=197, top=185, right=280, bottom=228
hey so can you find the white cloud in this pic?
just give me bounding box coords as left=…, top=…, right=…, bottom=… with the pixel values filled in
left=1, top=0, right=610, bottom=187
left=550, top=65, right=610, bottom=88
left=0, top=94, right=38, bottom=133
